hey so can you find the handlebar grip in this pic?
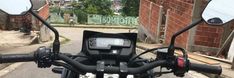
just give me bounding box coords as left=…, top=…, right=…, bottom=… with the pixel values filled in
left=0, top=53, right=35, bottom=63
left=190, top=62, right=222, bottom=75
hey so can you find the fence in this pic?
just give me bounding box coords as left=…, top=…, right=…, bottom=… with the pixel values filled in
left=50, top=13, right=77, bottom=23
left=138, top=0, right=163, bottom=42
left=50, top=13, right=65, bottom=23
left=50, top=13, right=138, bottom=26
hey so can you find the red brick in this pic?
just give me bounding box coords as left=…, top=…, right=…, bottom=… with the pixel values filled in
left=214, top=38, right=221, bottom=43
left=217, top=28, right=224, bottom=33
left=195, top=41, right=202, bottom=45
left=215, top=43, right=220, bottom=48
left=201, top=26, right=209, bottom=31
left=208, top=27, right=217, bottom=32
left=208, top=37, right=215, bottom=42
left=194, top=22, right=224, bottom=48
left=211, top=33, right=219, bottom=37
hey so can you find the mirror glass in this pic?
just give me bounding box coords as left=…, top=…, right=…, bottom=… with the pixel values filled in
left=0, top=0, right=32, bottom=15
left=202, top=0, right=234, bottom=25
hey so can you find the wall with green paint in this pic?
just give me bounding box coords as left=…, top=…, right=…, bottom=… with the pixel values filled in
left=87, top=14, right=139, bottom=26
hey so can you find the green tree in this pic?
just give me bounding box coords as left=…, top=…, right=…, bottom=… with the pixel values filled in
left=74, top=9, right=87, bottom=24
left=72, top=0, right=114, bottom=24
left=85, top=4, right=98, bottom=14
left=81, top=0, right=113, bottom=15
left=122, top=0, right=140, bottom=16
left=73, top=0, right=113, bottom=15
left=50, top=7, right=60, bottom=13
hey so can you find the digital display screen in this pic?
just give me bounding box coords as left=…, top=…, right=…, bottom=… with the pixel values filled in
left=88, top=38, right=131, bottom=49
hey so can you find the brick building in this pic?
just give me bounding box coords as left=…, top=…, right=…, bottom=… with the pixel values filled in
left=138, top=0, right=234, bottom=55
left=0, top=11, right=8, bottom=30
left=8, top=0, right=50, bottom=31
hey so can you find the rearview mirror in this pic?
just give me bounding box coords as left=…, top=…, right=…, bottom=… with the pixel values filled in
left=202, top=0, right=234, bottom=25
left=0, top=0, right=32, bottom=15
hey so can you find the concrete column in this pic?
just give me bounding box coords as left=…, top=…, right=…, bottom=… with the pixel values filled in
left=156, top=6, right=163, bottom=43
left=164, top=9, right=170, bottom=43
left=187, top=0, right=203, bottom=51
left=40, top=25, right=51, bottom=42
left=232, top=57, right=234, bottom=70
left=148, top=2, right=152, bottom=29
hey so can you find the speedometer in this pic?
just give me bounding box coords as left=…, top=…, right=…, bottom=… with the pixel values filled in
left=88, top=38, right=131, bottom=49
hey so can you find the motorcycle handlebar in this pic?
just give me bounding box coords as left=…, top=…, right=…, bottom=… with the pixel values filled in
left=0, top=53, right=34, bottom=63
left=58, top=54, right=222, bottom=74
left=0, top=53, right=222, bottom=75
left=58, top=53, right=168, bottom=74
left=190, top=62, right=222, bottom=75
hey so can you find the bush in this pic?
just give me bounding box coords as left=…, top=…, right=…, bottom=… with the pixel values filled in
left=74, top=10, right=87, bottom=24
left=50, top=7, right=60, bottom=13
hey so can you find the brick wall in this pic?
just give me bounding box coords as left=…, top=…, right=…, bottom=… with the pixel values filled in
left=150, top=3, right=161, bottom=36
left=195, top=22, right=224, bottom=48
left=38, top=3, right=50, bottom=20
left=164, top=0, right=194, bottom=48
left=8, top=13, right=32, bottom=30
left=139, top=0, right=194, bottom=47
left=139, top=0, right=150, bottom=29
left=139, top=0, right=233, bottom=53
left=35, top=0, right=50, bottom=28
left=139, top=0, right=162, bottom=41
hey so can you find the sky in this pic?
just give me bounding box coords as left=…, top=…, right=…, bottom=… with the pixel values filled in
left=0, top=0, right=32, bottom=15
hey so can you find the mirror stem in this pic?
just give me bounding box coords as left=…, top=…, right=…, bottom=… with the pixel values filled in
left=29, top=10, right=60, bottom=55
left=168, top=19, right=202, bottom=56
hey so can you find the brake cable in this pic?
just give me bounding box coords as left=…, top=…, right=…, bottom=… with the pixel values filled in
left=128, top=47, right=167, bottom=65
left=130, top=46, right=187, bottom=62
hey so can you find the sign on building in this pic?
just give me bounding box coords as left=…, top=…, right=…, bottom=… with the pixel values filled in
left=88, top=14, right=138, bottom=26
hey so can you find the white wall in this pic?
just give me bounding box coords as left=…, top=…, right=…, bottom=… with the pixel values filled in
left=228, top=38, right=234, bottom=62
left=39, top=25, right=51, bottom=42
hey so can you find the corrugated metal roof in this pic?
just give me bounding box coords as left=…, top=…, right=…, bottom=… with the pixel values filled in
left=31, top=0, right=47, bottom=10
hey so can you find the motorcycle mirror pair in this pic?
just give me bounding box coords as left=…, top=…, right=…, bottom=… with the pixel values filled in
left=1, top=0, right=234, bottom=58
left=1, top=0, right=234, bottom=25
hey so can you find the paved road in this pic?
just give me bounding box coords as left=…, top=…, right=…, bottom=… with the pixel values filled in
left=2, top=28, right=130, bottom=78
left=2, top=28, right=198, bottom=78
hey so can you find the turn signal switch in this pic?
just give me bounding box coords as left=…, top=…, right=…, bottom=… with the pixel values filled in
left=34, top=46, right=53, bottom=68
left=173, top=57, right=190, bottom=77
